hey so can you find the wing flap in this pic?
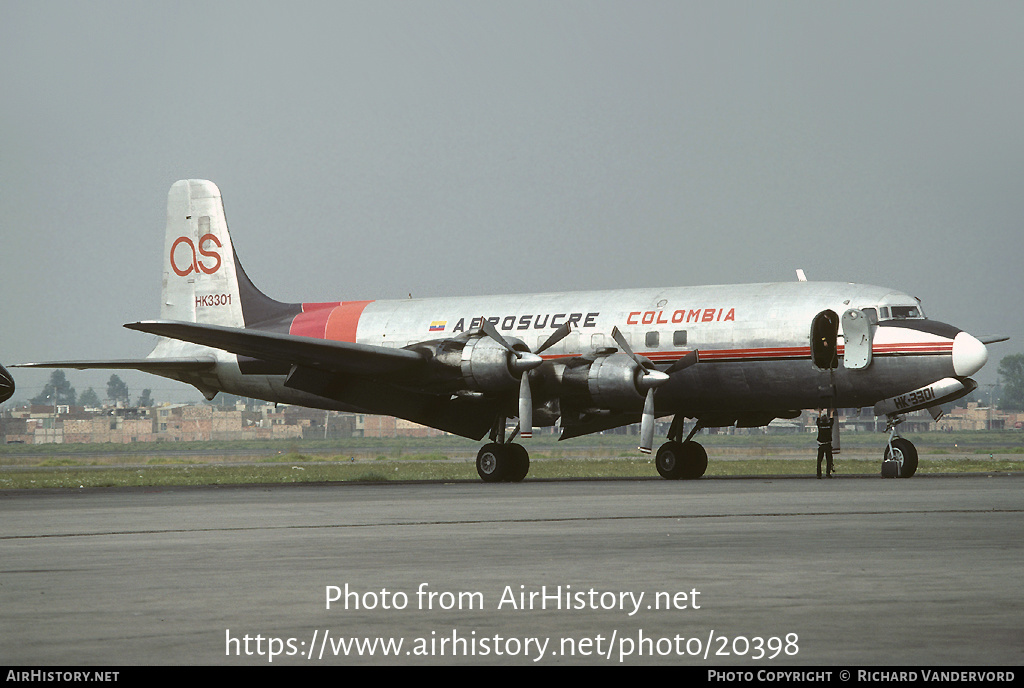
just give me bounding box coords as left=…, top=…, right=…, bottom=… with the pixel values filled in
left=124, top=320, right=426, bottom=376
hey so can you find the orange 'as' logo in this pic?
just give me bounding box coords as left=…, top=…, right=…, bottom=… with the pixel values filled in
left=170, top=234, right=222, bottom=276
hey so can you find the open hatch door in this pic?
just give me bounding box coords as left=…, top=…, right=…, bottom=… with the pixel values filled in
left=841, top=308, right=873, bottom=370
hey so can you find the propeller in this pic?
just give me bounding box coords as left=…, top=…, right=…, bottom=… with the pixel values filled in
left=478, top=318, right=573, bottom=439
left=610, top=326, right=698, bottom=454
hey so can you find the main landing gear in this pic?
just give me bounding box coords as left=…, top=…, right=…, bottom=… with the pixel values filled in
left=882, top=415, right=918, bottom=478
left=654, top=418, right=708, bottom=480
left=655, top=441, right=708, bottom=479
left=476, top=442, right=530, bottom=483
left=475, top=415, right=711, bottom=483
left=477, top=417, right=530, bottom=483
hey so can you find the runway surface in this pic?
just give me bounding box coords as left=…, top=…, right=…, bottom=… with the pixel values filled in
left=2, top=474, right=1021, bottom=665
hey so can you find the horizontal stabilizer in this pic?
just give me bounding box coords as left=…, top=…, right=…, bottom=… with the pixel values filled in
left=978, top=335, right=1010, bottom=345
left=124, top=320, right=426, bottom=376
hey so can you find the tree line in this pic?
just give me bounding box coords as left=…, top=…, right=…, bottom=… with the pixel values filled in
left=29, top=371, right=151, bottom=408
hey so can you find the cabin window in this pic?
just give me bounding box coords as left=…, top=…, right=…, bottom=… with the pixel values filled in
left=645, top=331, right=659, bottom=348
left=673, top=330, right=687, bottom=347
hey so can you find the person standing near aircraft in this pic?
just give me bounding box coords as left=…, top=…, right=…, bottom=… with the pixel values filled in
left=816, top=409, right=835, bottom=479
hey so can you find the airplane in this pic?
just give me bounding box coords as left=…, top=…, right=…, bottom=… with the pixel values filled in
left=16, top=179, right=1004, bottom=481
left=0, top=363, right=14, bottom=404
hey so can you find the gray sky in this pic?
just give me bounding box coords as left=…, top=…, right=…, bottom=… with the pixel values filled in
left=2, top=0, right=1021, bottom=405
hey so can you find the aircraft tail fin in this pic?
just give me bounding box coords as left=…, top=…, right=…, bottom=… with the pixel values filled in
left=162, top=180, right=297, bottom=329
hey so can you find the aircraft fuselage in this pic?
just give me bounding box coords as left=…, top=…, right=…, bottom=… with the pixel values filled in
left=206, top=280, right=979, bottom=431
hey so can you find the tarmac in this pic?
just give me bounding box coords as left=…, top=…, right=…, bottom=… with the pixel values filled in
left=1, top=473, right=1021, bottom=665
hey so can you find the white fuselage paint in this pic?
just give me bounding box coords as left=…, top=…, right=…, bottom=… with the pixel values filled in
left=202, top=280, right=965, bottom=424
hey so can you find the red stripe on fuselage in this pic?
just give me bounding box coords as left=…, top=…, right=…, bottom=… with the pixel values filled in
left=325, top=301, right=374, bottom=343
left=289, top=302, right=342, bottom=339
left=538, top=342, right=953, bottom=363
left=289, top=301, right=373, bottom=343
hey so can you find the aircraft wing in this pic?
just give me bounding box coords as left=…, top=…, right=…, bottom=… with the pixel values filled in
left=123, top=320, right=426, bottom=377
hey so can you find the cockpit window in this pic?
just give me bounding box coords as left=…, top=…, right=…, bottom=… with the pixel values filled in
left=890, top=305, right=922, bottom=319
left=878, top=304, right=925, bottom=321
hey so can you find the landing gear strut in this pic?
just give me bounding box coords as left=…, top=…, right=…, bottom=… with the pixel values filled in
left=654, top=418, right=708, bottom=480
left=882, top=415, right=918, bottom=478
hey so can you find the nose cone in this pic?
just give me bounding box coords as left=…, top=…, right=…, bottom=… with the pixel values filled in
left=638, top=369, right=671, bottom=391
left=952, top=332, right=989, bottom=377
left=511, top=351, right=544, bottom=373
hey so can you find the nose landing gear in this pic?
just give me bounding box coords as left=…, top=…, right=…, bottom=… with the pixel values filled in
left=882, top=415, right=918, bottom=478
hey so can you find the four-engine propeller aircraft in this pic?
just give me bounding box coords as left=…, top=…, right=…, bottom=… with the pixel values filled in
left=17, top=180, right=1002, bottom=481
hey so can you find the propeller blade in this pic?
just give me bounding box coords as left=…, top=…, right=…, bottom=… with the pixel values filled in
left=519, top=373, right=533, bottom=438
left=666, top=350, right=699, bottom=375
left=610, top=326, right=643, bottom=367
left=639, top=388, right=656, bottom=454
left=536, top=322, right=573, bottom=354
left=479, top=317, right=516, bottom=354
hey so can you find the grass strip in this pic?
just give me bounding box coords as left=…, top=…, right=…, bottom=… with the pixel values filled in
left=2, top=456, right=1019, bottom=489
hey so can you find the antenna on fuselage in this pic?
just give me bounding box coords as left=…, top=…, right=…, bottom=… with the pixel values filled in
left=796, top=269, right=808, bottom=282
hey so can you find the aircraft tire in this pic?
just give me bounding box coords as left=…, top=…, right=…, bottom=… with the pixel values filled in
left=884, top=438, right=918, bottom=478
left=506, top=444, right=530, bottom=482
left=680, top=441, right=708, bottom=479
left=656, top=441, right=687, bottom=479
left=477, top=443, right=509, bottom=483
left=656, top=441, right=708, bottom=480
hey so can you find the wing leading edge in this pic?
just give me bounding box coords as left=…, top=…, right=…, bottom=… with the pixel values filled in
left=13, top=357, right=217, bottom=372
left=123, top=320, right=426, bottom=376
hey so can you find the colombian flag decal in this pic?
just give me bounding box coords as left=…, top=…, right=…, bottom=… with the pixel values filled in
left=429, top=321, right=447, bottom=332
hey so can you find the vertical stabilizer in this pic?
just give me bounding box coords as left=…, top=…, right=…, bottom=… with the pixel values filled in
left=161, top=179, right=299, bottom=330
left=163, top=180, right=245, bottom=326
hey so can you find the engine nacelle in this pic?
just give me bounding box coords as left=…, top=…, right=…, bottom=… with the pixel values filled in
left=413, top=335, right=528, bottom=393
left=560, top=353, right=650, bottom=409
